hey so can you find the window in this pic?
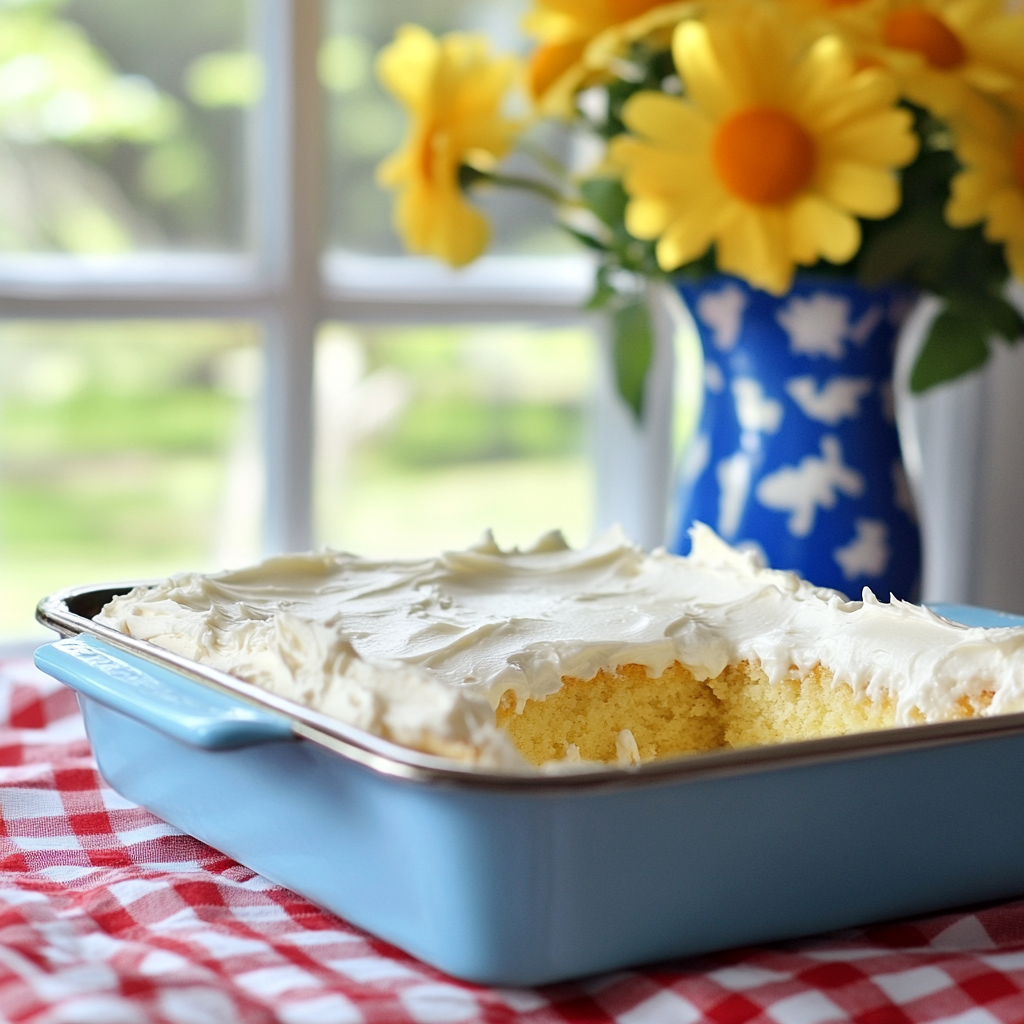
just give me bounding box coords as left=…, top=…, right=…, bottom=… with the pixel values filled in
left=0, top=0, right=671, bottom=638
left=0, top=0, right=251, bottom=255
left=0, top=320, right=261, bottom=628
left=313, top=321, right=596, bottom=555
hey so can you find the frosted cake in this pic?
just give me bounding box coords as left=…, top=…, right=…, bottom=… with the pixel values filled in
left=95, top=526, right=1024, bottom=770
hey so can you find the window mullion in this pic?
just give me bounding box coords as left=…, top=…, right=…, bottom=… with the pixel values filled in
left=256, top=0, right=325, bottom=555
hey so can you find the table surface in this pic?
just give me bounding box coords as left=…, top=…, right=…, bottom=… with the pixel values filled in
left=3, top=650, right=1024, bottom=1024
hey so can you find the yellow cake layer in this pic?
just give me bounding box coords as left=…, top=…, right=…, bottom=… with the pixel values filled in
left=497, top=663, right=724, bottom=764
left=495, top=660, right=989, bottom=767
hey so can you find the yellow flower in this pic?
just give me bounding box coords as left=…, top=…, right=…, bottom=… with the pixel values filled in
left=376, top=26, right=521, bottom=267
left=837, top=0, right=1023, bottom=128
left=946, top=100, right=1024, bottom=281
left=524, top=0, right=687, bottom=116
left=608, top=4, right=918, bottom=293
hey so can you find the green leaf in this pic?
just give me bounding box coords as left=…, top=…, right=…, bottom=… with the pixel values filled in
left=579, top=178, right=629, bottom=229
left=856, top=213, right=941, bottom=286
left=585, top=265, right=616, bottom=310
left=970, top=294, right=1024, bottom=341
left=842, top=103, right=1011, bottom=305
left=561, top=226, right=609, bottom=253
left=910, top=308, right=991, bottom=392
left=612, top=300, right=653, bottom=420
left=457, top=163, right=489, bottom=192
left=586, top=286, right=615, bottom=311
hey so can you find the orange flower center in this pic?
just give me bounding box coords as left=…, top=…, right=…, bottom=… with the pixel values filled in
left=418, top=123, right=451, bottom=185
left=419, top=132, right=436, bottom=183
left=1014, top=131, right=1024, bottom=192
left=882, top=7, right=966, bottom=70
left=826, top=0, right=867, bottom=8
left=712, top=107, right=816, bottom=205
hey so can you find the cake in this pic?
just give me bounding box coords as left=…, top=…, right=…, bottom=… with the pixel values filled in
left=94, top=525, right=1024, bottom=771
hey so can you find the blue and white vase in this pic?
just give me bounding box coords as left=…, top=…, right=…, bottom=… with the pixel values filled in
left=669, top=274, right=921, bottom=600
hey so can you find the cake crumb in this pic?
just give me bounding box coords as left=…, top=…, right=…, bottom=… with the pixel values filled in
left=616, top=729, right=641, bottom=766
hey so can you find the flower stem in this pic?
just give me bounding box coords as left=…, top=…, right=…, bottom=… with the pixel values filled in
left=516, top=140, right=571, bottom=182
left=459, top=164, right=567, bottom=205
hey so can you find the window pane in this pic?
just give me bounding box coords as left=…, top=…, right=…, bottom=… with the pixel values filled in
left=324, top=0, right=574, bottom=256
left=314, top=322, right=595, bottom=556
left=0, top=320, right=262, bottom=638
left=0, top=0, right=251, bottom=254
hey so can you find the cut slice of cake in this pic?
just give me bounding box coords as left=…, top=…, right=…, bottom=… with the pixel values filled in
left=94, top=525, right=1024, bottom=770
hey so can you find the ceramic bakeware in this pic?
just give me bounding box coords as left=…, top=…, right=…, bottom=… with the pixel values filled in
left=33, top=582, right=1024, bottom=986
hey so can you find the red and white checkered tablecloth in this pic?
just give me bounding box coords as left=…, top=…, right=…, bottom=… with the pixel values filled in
left=3, top=653, right=1024, bottom=1024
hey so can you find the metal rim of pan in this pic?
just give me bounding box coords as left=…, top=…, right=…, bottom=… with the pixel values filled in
left=36, top=581, right=1024, bottom=794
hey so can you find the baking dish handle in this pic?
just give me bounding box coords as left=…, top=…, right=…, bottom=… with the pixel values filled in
left=35, top=636, right=294, bottom=749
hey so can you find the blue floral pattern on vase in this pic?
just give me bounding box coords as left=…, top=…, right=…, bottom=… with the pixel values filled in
left=670, top=274, right=921, bottom=600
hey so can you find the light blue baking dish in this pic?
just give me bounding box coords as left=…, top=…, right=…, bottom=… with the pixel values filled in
left=33, top=583, right=1024, bottom=986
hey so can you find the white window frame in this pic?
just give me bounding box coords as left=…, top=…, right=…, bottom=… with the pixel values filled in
left=0, top=0, right=674, bottom=555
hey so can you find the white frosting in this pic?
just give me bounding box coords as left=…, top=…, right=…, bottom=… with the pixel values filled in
left=95, top=524, right=1024, bottom=768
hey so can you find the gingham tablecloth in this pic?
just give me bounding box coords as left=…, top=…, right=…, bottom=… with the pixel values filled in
left=2, top=653, right=1024, bottom=1024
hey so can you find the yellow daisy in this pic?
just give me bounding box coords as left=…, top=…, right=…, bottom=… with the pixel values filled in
left=850, top=0, right=1023, bottom=128
left=524, top=0, right=684, bottom=116
left=583, top=1, right=704, bottom=81
left=376, top=25, right=521, bottom=267
left=608, top=4, right=918, bottom=293
left=946, top=99, right=1024, bottom=281
left=779, top=0, right=888, bottom=37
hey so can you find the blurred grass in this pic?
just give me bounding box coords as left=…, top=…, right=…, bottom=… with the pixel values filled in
left=337, top=456, right=593, bottom=558
left=387, top=399, right=583, bottom=466
left=2, top=391, right=238, bottom=456
left=315, top=323, right=596, bottom=555
left=1, top=453, right=222, bottom=556
left=1, top=320, right=596, bottom=639
left=0, top=321, right=255, bottom=638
